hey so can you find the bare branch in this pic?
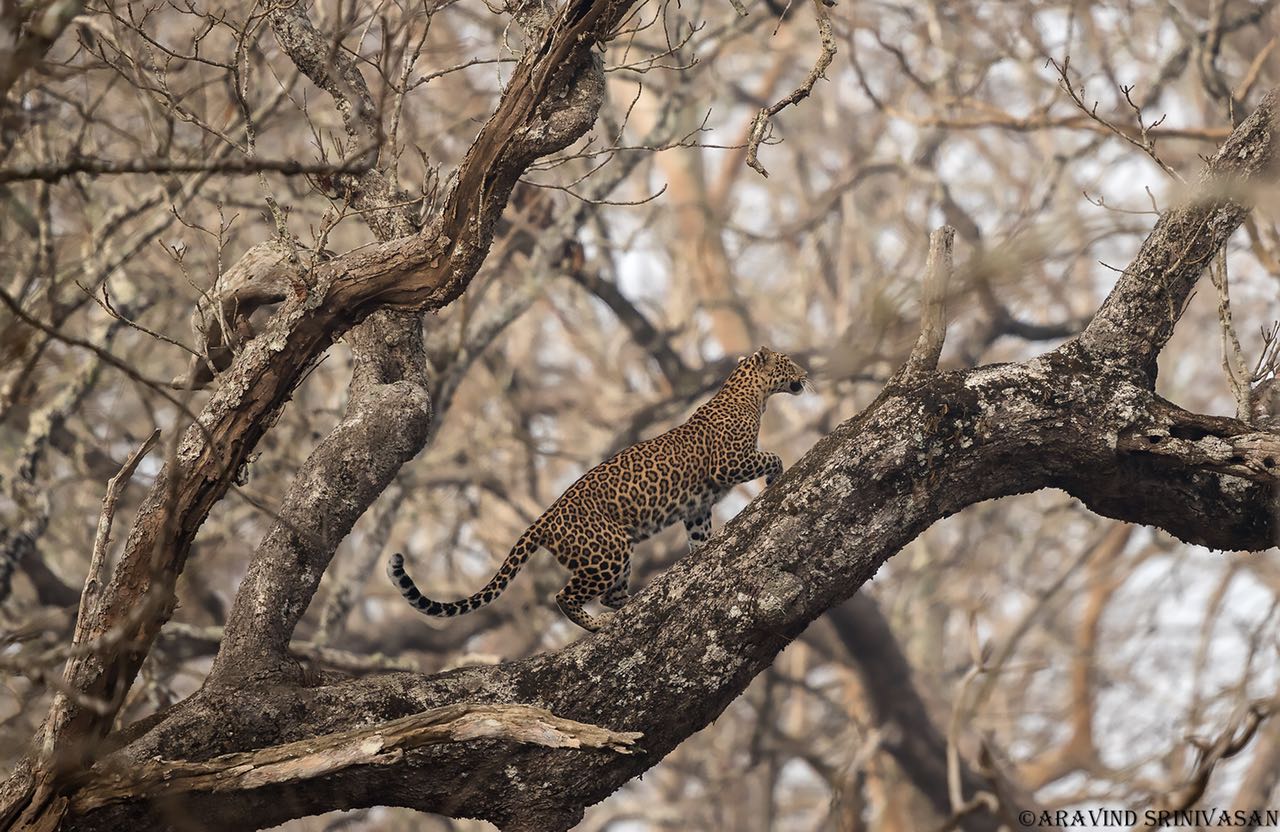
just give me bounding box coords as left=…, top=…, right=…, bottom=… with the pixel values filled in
left=77, top=430, right=161, bottom=647
left=1154, top=701, right=1275, bottom=811
left=1079, top=88, right=1280, bottom=375
left=745, top=0, right=836, bottom=177
left=1208, top=249, right=1254, bottom=420
left=0, top=153, right=375, bottom=185
left=903, top=225, right=956, bottom=381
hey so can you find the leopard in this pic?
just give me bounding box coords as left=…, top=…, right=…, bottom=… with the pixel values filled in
left=387, top=346, right=811, bottom=632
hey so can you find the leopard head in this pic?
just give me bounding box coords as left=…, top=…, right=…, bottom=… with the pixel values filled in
left=742, top=346, right=811, bottom=396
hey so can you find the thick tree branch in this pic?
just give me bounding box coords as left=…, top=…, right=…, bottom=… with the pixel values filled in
left=1080, top=88, right=1280, bottom=377
left=70, top=348, right=1278, bottom=830
left=207, top=310, right=431, bottom=684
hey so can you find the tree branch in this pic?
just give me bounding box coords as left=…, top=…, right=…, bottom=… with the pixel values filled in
left=903, top=225, right=956, bottom=381
left=1079, top=88, right=1280, bottom=378
left=73, top=351, right=1277, bottom=830
left=71, top=704, right=641, bottom=815
left=0, top=153, right=374, bottom=185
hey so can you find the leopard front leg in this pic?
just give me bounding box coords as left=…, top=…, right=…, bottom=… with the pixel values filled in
left=748, top=450, right=784, bottom=486
left=711, top=450, right=783, bottom=491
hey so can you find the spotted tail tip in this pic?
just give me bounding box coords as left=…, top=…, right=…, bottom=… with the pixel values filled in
left=387, top=552, right=406, bottom=578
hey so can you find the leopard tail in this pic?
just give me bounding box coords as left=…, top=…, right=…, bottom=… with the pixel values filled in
left=386, top=530, right=538, bottom=618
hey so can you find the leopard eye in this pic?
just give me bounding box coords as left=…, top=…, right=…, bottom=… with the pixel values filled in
left=789, top=380, right=803, bottom=393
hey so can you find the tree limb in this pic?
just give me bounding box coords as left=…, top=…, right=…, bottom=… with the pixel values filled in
left=1079, top=88, right=1280, bottom=377
left=71, top=704, right=640, bottom=814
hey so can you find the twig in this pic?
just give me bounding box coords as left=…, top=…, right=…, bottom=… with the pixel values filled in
left=0, top=151, right=375, bottom=185
left=0, top=286, right=204, bottom=418
left=1207, top=248, right=1252, bottom=420
left=1051, top=57, right=1186, bottom=183
left=1150, top=700, right=1275, bottom=812
left=745, top=0, right=836, bottom=177
left=159, top=622, right=421, bottom=674
left=76, top=431, right=161, bottom=647
left=940, top=612, right=997, bottom=826
left=81, top=282, right=202, bottom=360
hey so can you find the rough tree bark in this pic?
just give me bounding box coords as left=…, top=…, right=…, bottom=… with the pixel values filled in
left=3, top=1, right=1279, bottom=830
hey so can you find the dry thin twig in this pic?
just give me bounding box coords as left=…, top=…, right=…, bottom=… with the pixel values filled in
left=937, top=615, right=1002, bottom=831
left=1207, top=249, right=1253, bottom=420
left=745, top=0, right=836, bottom=177
left=1148, top=700, right=1275, bottom=813
left=75, top=431, right=162, bottom=648
left=1052, top=57, right=1186, bottom=183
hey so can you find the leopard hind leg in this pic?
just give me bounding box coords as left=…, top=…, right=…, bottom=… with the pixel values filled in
left=683, top=504, right=713, bottom=552
left=601, top=557, right=632, bottom=610
left=546, top=521, right=630, bottom=631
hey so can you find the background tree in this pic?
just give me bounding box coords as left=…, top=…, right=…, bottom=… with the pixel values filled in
left=1, top=0, right=1279, bottom=830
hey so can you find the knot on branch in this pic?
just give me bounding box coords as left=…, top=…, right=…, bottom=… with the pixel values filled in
left=1119, top=423, right=1280, bottom=484
left=523, top=53, right=606, bottom=160
left=171, top=240, right=308, bottom=390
